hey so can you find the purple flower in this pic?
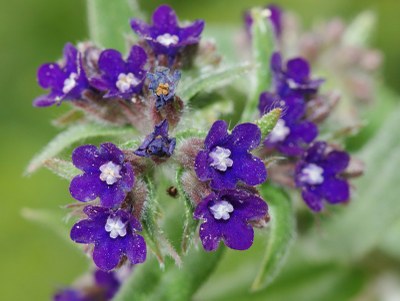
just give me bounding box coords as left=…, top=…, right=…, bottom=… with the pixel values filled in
left=93, top=270, right=120, bottom=300
left=130, top=4, right=204, bottom=58
left=259, top=92, right=318, bottom=156
left=70, top=143, right=134, bottom=208
left=70, top=206, right=146, bottom=271
left=90, top=46, right=147, bottom=99
left=295, top=141, right=350, bottom=212
left=195, top=120, right=267, bottom=190
left=34, top=43, right=89, bottom=107
left=244, top=4, right=282, bottom=38
left=147, top=67, right=181, bottom=110
left=271, top=52, right=324, bottom=97
left=54, top=289, right=83, bottom=301
left=134, top=119, right=176, bottom=157
left=194, top=189, right=268, bottom=251
left=53, top=270, right=120, bottom=301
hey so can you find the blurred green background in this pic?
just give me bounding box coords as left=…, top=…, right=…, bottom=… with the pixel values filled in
left=0, top=0, right=399, bottom=300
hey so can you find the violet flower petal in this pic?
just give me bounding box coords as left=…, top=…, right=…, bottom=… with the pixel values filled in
left=69, top=173, right=103, bottom=203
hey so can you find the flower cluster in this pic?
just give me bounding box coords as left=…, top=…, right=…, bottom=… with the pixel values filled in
left=69, top=144, right=146, bottom=271
left=30, top=2, right=367, bottom=298
left=253, top=6, right=355, bottom=212
left=33, top=5, right=205, bottom=272
left=33, top=4, right=205, bottom=121
left=193, top=121, right=269, bottom=251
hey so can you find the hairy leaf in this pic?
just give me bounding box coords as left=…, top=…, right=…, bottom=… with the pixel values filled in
left=176, top=167, right=199, bottom=254
left=52, top=109, right=85, bottom=128
left=255, top=108, right=282, bottom=139
left=26, top=123, right=133, bottom=175
left=251, top=185, right=296, bottom=291
left=241, top=7, right=275, bottom=122
left=44, top=158, right=79, bottom=180
left=113, top=246, right=224, bottom=301
left=178, top=63, right=253, bottom=102
left=21, top=208, right=82, bottom=254
left=142, top=178, right=181, bottom=267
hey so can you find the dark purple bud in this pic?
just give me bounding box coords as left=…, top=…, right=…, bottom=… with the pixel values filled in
left=134, top=120, right=176, bottom=158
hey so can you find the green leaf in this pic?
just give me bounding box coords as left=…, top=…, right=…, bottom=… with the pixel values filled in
left=176, top=167, right=199, bottom=254
left=21, top=208, right=82, bottom=254
left=346, top=86, right=398, bottom=151
left=241, top=7, right=275, bottom=122
left=175, top=128, right=206, bottom=141
left=251, top=185, right=296, bottom=291
left=25, top=123, right=133, bottom=175
left=112, top=257, right=164, bottom=301
left=113, top=246, right=225, bottom=301
left=300, top=106, right=400, bottom=262
left=203, top=25, right=240, bottom=63
left=86, top=0, right=143, bottom=51
left=52, top=109, right=85, bottom=128
left=379, top=219, right=400, bottom=261
left=43, top=158, right=79, bottom=180
left=142, top=178, right=181, bottom=267
left=205, top=262, right=365, bottom=301
left=343, top=11, right=376, bottom=47
left=178, top=63, right=253, bottom=102
left=255, top=108, right=282, bottom=139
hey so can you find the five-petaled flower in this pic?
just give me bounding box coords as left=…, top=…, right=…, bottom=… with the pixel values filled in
left=259, top=92, right=318, bottom=156
left=34, top=43, right=89, bottom=107
left=70, top=206, right=146, bottom=271
left=195, top=120, right=267, bottom=190
left=130, top=4, right=204, bottom=58
left=194, top=189, right=268, bottom=251
left=135, top=119, right=176, bottom=158
left=70, top=143, right=134, bottom=208
left=147, top=67, right=181, bottom=110
left=271, top=52, right=324, bottom=98
left=90, top=45, right=148, bottom=99
left=295, top=141, right=350, bottom=212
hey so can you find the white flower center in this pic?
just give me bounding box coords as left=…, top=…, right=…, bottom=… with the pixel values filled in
left=156, top=33, right=179, bottom=46
left=62, top=72, right=78, bottom=94
left=105, top=216, right=127, bottom=239
left=269, top=119, right=290, bottom=143
left=210, top=200, right=234, bottom=220
left=209, top=146, right=233, bottom=172
left=287, top=78, right=301, bottom=89
left=116, top=73, right=140, bottom=93
left=99, top=161, right=122, bottom=185
left=300, top=163, right=324, bottom=185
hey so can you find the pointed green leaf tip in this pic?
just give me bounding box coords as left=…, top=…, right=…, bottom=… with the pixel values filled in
left=255, top=108, right=282, bottom=139
left=251, top=185, right=296, bottom=291
left=241, top=7, right=275, bottom=122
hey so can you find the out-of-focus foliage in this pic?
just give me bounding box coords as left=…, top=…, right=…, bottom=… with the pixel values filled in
left=1, top=0, right=400, bottom=300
